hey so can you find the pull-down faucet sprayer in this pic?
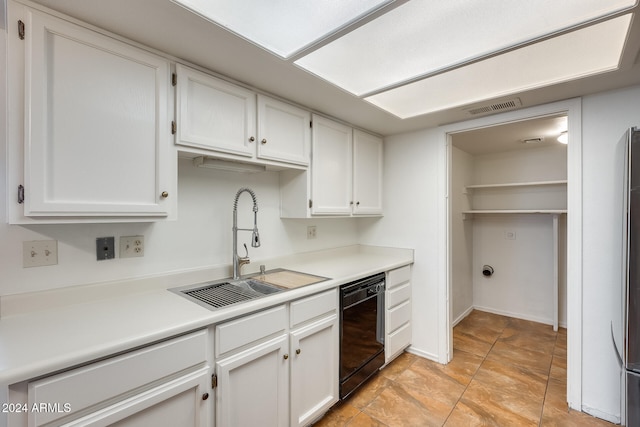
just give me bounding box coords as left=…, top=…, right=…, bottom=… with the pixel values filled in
left=232, top=188, right=260, bottom=279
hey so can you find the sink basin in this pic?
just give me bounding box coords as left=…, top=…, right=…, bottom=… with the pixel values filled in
left=171, top=278, right=285, bottom=310
left=170, top=268, right=329, bottom=311
left=231, top=279, right=284, bottom=295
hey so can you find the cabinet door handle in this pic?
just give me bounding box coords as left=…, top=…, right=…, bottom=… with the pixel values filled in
left=202, top=392, right=209, bottom=401
left=261, top=138, right=267, bottom=144
left=249, top=136, right=255, bottom=142
left=295, top=348, right=301, bottom=355
left=356, top=201, right=360, bottom=206
left=283, top=354, right=289, bottom=360
left=161, top=191, right=169, bottom=198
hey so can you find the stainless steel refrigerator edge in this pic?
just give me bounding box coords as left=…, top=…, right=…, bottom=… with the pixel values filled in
left=621, top=127, right=640, bottom=426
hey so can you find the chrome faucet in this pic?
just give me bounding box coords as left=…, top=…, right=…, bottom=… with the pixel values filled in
left=232, top=188, right=261, bottom=279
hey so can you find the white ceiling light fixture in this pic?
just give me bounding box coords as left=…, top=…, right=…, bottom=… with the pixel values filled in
left=169, top=0, right=394, bottom=58
left=364, top=14, right=632, bottom=118
left=557, top=132, right=569, bottom=144
left=295, top=0, right=636, bottom=97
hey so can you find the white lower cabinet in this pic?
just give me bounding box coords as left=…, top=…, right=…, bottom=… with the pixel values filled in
left=215, top=306, right=289, bottom=427
left=216, top=335, right=289, bottom=427
left=289, top=301, right=339, bottom=426
left=62, top=368, right=210, bottom=427
left=214, top=290, right=338, bottom=427
left=11, top=330, right=211, bottom=427
left=385, top=266, right=412, bottom=363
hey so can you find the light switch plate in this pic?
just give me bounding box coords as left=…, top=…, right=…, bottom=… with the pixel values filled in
left=23, top=240, right=58, bottom=268
left=307, top=226, right=317, bottom=239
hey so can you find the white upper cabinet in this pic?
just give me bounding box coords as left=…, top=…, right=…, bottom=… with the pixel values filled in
left=175, top=64, right=310, bottom=167
left=310, top=115, right=354, bottom=215
left=280, top=115, right=384, bottom=218
left=175, top=63, right=256, bottom=158
left=353, top=129, right=383, bottom=215
left=299, top=115, right=383, bottom=216
left=7, top=4, right=175, bottom=222
left=257, top=95, right=310, bottom=166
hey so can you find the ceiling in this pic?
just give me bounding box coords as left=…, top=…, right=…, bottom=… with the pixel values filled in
left=24, top=0, right=640, bottom=136
left=451, top=114, right=568, bottom=156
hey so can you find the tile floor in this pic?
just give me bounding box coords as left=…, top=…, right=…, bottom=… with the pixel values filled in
left=315, top=310, right=614, bottom=426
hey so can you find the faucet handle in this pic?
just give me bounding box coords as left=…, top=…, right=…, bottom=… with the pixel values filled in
left=241, top=243, right=249, bottom=259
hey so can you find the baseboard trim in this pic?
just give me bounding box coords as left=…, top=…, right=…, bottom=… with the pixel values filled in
left=582, top=404, right=620, bottom=424
left=453, top=306, right=474, bottom=327
left=472, top=305, right=568, bottom=329
left=405, top=346, right=439, bottom=363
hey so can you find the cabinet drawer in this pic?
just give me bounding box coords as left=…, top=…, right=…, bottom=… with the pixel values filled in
left=290, top=289, right=337, bottom=328
left=387, top=300, right=411, bottom=333
left=216, top=305, right=287, bottom=356
left=386, top=322, right=411, bottom=362
left=28, top=330, right=207, bottom=426
left=387, top=265, right=411, bottom=290
left=386, top=282, right=411, bottom=309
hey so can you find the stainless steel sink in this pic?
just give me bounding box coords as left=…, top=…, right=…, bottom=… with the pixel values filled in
left=170, top=278, right=284, bottom=310
left=231, top=278, right=283, bottom=295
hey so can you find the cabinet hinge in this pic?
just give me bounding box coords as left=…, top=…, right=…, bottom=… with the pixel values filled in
left=310, top=120, right=312, bottom=128
left=171, top=73, right=177, bottom=86
left=18, top=20, right=25, bottom=40
left=18, top=185, right=24, bottom=204
left=308, top=199, right=312, bottom=208
left=171, top=121, right=176, bottom=134
left=211, top=374, right=217, bottom=389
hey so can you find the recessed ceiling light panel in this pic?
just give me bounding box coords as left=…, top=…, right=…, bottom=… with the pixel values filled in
left=295, top=0, right=636, bottom=96
left=364, top=14, right=632, bottom=119
left=170, top=0, right=394, bottom=58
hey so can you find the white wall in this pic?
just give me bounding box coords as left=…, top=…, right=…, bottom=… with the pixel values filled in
left=469, top=145, right=567, bottom=326
left=471, top=214, right=566, bottom=325
left=0, top=158, right=360, bottom=296
left=359, top=127, right=444, bottom=361
left=451, top=147, right=474, bottom=323
left=581, top=84, right=640, bottom=420
left=362, top=86, right=640, bottom=421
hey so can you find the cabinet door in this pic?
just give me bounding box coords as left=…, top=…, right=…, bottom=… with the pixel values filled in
left=311, top=115, right=353, bottom=215
left=28, top=330, right=208, bottom=426
left=22, top=9, right=172, bottom=217
left=353, top=130, right=383, bottom=215
left=216, top=335, right=289, bottom=427
left=60, top=368, right=210, bottom=427
left=290, top=314, right=339, bottom=427
left=176, top=63, right=256, bottom=158
left=257, top=95, right=310, bottom=166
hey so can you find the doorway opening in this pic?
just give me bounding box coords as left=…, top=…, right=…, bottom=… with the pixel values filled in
left=449, top=114, right=568, bottom=329
left=440, top=98, right=582, bottom=410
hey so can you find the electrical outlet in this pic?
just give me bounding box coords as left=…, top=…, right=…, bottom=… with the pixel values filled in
left=504, top=231, right=516, bottom=240
left=23, top=240, right=58, bottom=268
left=307, top=225, right=317, bottom=239
left=96, top=237, right=115, bottom=261
left=120, top=235, right=144, bottom=258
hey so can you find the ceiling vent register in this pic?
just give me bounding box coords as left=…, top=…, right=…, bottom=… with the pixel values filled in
left=464, top=98, right=523, bottom=116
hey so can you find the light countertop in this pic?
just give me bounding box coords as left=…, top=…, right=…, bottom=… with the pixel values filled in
left=0, top=245, right=413, bottom=386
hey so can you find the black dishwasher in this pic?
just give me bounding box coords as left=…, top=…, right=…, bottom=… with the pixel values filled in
left=339, top=273, right=385, bottom=400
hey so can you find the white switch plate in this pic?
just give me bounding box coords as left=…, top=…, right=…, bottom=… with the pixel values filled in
left=120, top=235, right=144, bottom=258
left=504, top=231, right=516, bottom=240
left=307, top=225, right=317, bottom=239
left=23, top=240, right=58, bottom=268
